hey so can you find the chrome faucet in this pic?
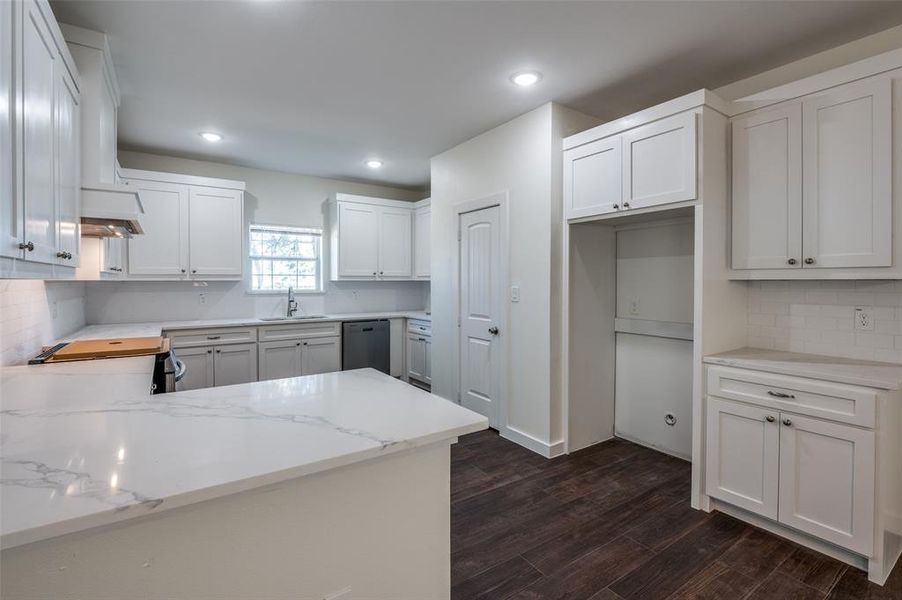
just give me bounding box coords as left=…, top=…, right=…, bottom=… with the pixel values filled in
left=287, top=287, right=298, bottom=317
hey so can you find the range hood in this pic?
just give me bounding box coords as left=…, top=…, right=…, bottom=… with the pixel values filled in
left=80, top=182, right=144, bottom=237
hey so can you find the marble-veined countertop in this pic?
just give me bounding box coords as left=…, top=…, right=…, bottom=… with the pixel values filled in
left=704, top=347, right=902, bottom=390
left=0, top=364, right=484, bottom=550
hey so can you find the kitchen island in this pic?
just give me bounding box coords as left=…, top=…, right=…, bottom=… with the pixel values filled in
left=0, top=363, right=485, bottom=599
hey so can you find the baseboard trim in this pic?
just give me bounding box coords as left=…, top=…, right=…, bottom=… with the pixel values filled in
left=500, top=426, right=565, bottom=458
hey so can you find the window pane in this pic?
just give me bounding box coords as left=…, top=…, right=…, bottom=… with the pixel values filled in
left=249, top=224, right=322, bottom=292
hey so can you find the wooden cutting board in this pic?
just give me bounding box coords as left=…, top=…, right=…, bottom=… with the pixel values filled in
left=47, top=336, right=168, bottom=362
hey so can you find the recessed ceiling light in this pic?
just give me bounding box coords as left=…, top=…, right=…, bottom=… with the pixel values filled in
left=365, top=159, right=384, bottom=169
left=511, top=71, right=542, bottom=87
left=199, top=132, right=223, bottom=142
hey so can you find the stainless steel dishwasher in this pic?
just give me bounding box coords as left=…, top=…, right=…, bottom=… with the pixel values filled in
left=342, top=320, right=391, bottom=374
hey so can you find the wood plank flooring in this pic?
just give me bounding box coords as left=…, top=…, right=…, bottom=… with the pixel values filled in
left=451, top=430, right=901, bottom=600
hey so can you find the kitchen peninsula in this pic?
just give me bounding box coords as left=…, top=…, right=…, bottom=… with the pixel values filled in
left=0, top=361, right=486, bottom=599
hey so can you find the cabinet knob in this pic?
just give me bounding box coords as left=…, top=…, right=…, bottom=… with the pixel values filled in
left=216, top=349, right=221, bottom=353
left=787, top=258, right=797, bottom=265
left=612, top=204, right=619, bottom=210
left=488, top=326, right=499, bottom=335
left=207, top=350, right=212, bottom=354
left=782, top=418, right=793, bottom=427
left=181, top=269, right=186, bottom=273
left=192, top=269, right=197, bottom=274
left=622, top=202, right=630, bottom=209
left=19, top=241, right=34, bottom=252
left=296, top=342, right=301, bottom=346
left=372, top=272, right=377, bottom=276
left=765, top=415, right=775, bottom=423
left=56, top=251, right=67, bottom=258
left=804, top=258, right=815, bottom=265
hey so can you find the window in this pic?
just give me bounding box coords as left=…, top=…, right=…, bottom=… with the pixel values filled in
left=249, top=224, right=322, bottom=292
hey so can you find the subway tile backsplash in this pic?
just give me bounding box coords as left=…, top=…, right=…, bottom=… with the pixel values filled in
left=0, top=280, right=86, bottom=366
left=747, top=280, right=902, bottom=363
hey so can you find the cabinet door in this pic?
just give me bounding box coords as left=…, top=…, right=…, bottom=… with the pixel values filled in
left=622, top=112, right=696, bottom=210
left=423, top=336, right=432, bottom=384
left=188, top=186, right=243, bottom=277
left=258, top=340, right=301, bottom=381
left=0, top=0, right=19, bottom=259
left=175, top=346, right=215, bottom=391
left=378, top=206, right=412, bottom=278
left=100, top=236, right=121, bottom=274
left=337, top=202, right=379, bottom=278
left=778, top=414, right=874, bottom=554
left=301, top=337, right=341, bottom=375
left=126, top=180, right=189, bottom=276
left=731, top=104, right=802, bottom=270
left=213, top=343, right=258, bottom=387
left=563, top=136, right=622, bottom=219
left=802, top=78, right=892, bottom=268
left=413, top=207, right=431, bottom=278
left=407, top=334, right=426, bottom=381
left=55, top=65, right=80, bottom=267
left=705, top=397, right=779, bottom=519
left=21, top=0, right=58, bottom=265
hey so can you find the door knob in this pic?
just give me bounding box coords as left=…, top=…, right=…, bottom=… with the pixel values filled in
left=488, top=326, right=499, bottom=335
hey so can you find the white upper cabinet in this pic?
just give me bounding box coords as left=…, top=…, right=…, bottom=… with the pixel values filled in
left=621, top=111, right=696, bottom=210
left=378, top=206, right=412, bottom=278
left=564, top=136, right=622, bottom=219
left=123, top=169, right=245, bottom=280
left=801, top=78, right=892, bottom=269
left=126, top=179, right=190, bottom=276
left=0, top=0, right=20, bottom=260
left=21, top=0, right=59, bottom=265
left=335, top=201, right=380, bottom=278
left=329, top=194, right=417, bottom=281
left=731, top=104, right=802, bottom=269
left=563, top=108, right=697, bottom=221
left=413, top=204, right=431, bottom=279
left=188, top=186, right=243, bottom=277
left=54, top=64, right=80, bottom=266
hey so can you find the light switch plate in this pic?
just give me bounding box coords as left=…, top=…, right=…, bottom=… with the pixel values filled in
left=510, top=285, right=520, bottom=302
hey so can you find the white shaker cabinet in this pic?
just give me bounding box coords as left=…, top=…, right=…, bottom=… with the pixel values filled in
left=801, top=78, right=892, bottom=268
left=0, top=0, right=17, bottom=259
left=54, top=64, right=80, bottom=267
left=413, top=203, right=431, bottom=279
left=731, top=104, right=802, bottom=270
left=175, top=346, right=215, bottom=392
left=563, top=136, right=622, bottom=219
left=378, top=206, right=412, bottom=278
left=21, top=0, right=59, bottom=265
left=335, top=201, right=380, bottom=278
left=259, top=337, right=341, bottom=380
left=778, top=413, right=875, bottom=555
left=188, top=186, right=243, bottom=277
left=100, top=236, right=125, bottom=276
left=126, top=180, right=190, bottom=277
left=621, top=111, right=696, bottom=210
left=329, top=194, right=414, bottom=281
left=212, top=342, right=258, bottom=387
left=705, top=396, right=779, bottom=519
left=301, top=337, right=341, bottom=376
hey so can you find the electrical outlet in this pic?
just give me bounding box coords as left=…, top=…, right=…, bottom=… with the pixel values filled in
left=854, top=306, right=874, bottom=331
left=629, top=297, right=640, bottom=316
left=198, top=293, right=207, bottom=306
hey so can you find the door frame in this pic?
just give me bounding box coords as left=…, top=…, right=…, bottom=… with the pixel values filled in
left=452, top=191, right=510, bottom=431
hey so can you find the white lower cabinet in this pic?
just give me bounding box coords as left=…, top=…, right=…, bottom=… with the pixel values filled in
left=258, top=336, right=341, bottom=381
left=705, top=366, right=880, bottom=561
left=175, top=346, right=214, bottom=391
left=406, top=319, right=431, bottom=385
left=175, top=342, right=257, bottom=391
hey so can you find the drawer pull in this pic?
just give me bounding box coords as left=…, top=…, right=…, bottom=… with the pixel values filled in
left=767, top=390, right=795, bottom=399
left=206, top=335, right=221, bottom=340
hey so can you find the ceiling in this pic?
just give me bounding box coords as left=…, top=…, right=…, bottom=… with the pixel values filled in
left=51, top=1, right=902, bottom=190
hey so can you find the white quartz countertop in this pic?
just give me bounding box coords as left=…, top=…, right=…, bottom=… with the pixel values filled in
left=0, top=367, right=485, bottom=549
left=60, top=311, right=431, bottom=342
left=704, top=347, right=902, bottom=390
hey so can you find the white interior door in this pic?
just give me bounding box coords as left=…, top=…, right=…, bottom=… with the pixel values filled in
left=731, top=104, right=802, bottom=269
left=801, top=78, right=892, bottom=268
left=778, top=413, right=875, bottom=554
left=705, top=397, right=779, bottom=519
left=459, top=205, right=502, bottom=428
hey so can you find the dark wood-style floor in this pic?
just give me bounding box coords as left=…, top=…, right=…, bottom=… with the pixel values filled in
left=450, top=430, right=901, bottom=600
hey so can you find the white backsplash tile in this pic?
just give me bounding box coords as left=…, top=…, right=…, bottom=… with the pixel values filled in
left=747, top=280, right=902, bottom=363
left=0, top=280, right=86, bottom=366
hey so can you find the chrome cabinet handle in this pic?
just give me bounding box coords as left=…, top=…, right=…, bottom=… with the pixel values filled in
left=782, top=418, right=793, bottom=427
left=787, top=258, right=797, bottom=265
left=19, top=241, right=34, bottom=251
left=804, top=257, right=815, bottom=265
left=765, top=415, right=775, bottom=423
left=767, top=390, right=795, bottom=399
left=488, top=326, right=499, bottom=335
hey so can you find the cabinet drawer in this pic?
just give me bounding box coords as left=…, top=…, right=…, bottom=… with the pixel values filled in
left=707, top=366, right=876, bottom=428
left=407, top=319, right=432, bottom=336
left=167, top=327, right=257, bottom=348
left=258, top=321, right=341, bottom=342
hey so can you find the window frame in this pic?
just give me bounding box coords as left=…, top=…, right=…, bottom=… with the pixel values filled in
left=246, top=223, right=324, bottom=295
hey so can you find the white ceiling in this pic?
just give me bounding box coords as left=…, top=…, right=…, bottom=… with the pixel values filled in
left=51, top=1, right=902, bottom=190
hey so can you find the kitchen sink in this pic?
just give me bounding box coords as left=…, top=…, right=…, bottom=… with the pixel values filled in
left=259, top=315, right=328, bottom=322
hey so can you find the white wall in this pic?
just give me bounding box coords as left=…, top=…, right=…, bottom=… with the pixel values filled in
left=430, top=103, right=599, bottom=454
left=84, top=151, right=430, bottom=323
left=0, top=281, right=86, bottom=366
